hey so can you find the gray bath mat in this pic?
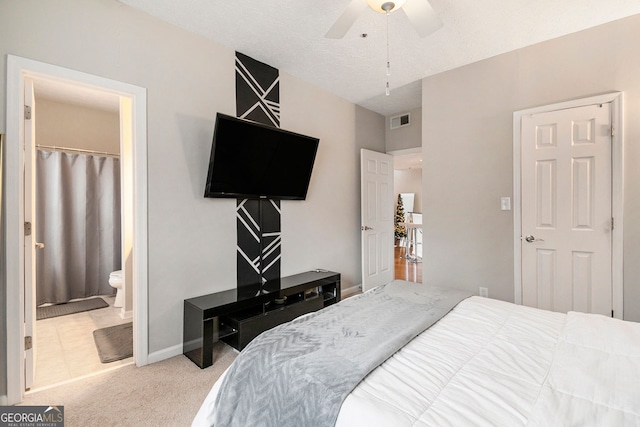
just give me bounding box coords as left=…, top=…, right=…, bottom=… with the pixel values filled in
left=36, top=297, right=109, bottom=320
left=93, top=322, right=133, bottom=363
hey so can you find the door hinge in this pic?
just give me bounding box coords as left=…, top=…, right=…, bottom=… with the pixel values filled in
left=611, top=124, right=615, bottom=137
left=24, top=221, right=32, bottom=236
left=611, top=217, right=615, bottom=231
left=24, top=105, right=32, bottom=120
left=25, top=336, right=33, bottom=350
left=611, top=310, right=614, bottom=318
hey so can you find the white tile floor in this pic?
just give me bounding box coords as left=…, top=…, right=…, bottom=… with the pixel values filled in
left=33, top=295, right=133, bottom=390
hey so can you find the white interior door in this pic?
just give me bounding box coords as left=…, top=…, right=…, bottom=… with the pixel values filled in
left=521, top=103, right=612, bottom=315
left=361, top=149, right=394, bottom=292
left=23, top=78, right=37, bottom=390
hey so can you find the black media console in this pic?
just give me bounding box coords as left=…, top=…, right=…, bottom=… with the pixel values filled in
left=183, top=270, right=341, bottom=368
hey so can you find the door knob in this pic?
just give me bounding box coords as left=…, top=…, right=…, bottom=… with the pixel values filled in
left=361, top=226, right=373, bottom=231
left=524, top=235, right=543, bottom=243
left=35, top=242, right=45, bottom=249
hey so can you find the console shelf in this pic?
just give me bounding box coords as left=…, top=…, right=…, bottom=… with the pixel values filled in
left=183, top=270, right=341, bottom=368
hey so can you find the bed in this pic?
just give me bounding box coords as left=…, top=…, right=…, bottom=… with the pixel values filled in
left=193, top=280, right=640, bottom=426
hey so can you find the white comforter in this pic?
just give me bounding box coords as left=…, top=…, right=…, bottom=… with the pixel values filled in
left=194, top=296, right=640, bottom=426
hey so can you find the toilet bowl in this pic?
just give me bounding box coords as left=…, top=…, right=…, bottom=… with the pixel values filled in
left=109, top=270, right=124, bottom=308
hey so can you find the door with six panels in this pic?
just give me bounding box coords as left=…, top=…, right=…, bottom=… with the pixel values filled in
left=520, top=103, right=612, bottom=315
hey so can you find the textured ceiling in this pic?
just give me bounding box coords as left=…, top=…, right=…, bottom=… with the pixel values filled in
left=118, top=0, right=640, bottom=116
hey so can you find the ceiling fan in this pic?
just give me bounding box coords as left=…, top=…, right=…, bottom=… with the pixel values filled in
left=325, top=0, right=443, bottom=39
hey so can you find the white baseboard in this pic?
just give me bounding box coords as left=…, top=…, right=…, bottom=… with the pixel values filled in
left=341, top=284, right=362, bottom=298
left=146, top=343, right=183, bottom=365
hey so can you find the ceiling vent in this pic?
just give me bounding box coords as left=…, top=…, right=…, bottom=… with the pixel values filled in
left=390, top=113, right=410, bottom=130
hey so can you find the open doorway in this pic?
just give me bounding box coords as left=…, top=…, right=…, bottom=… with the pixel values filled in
left=5, top=55, right=148, bottom=404
left=391, top=149, right=422, bottom=283
left=29, top=78, right=132, bottom=389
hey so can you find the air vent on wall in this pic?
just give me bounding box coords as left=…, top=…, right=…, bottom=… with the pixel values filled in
left=390, top=113, right=410, bottom=130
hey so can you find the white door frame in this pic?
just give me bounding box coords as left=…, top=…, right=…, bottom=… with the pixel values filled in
left=513, top=92, right=623, bottom=318
left=5, top=55, right=149, bottom=404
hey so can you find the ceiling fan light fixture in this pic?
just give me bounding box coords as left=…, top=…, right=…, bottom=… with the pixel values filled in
left=365, top=0, right=407, bottom=14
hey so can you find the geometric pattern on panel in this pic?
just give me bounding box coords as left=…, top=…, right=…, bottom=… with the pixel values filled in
left=236, top=51, right=280, bottom=128
left=235, top=51, right=281, bottom=296
left=235, top=198, right=282, bottom=298
left=236, top=199, right=262, bottom=299
left=260, top=200, right=282, bottom=293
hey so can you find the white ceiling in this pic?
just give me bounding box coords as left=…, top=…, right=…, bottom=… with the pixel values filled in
left=117, top=0, right=640, bottom=116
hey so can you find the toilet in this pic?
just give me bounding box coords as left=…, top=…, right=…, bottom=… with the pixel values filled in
left=109, top=270, right=124, bottom=308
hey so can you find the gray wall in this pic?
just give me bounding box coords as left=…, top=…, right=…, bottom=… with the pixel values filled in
left=422, top=14, right=640, bottom=321
left=386, top=107, right=422, bottom=152
left=0, top=0, right=385, bottom=399
left=0, top=135, right=4, bottom=399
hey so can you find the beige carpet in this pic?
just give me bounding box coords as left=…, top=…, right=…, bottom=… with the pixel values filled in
left=19, top=342, right=237, bottom=426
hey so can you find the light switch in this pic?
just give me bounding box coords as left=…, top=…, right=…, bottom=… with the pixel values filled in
left=501, top=197, right=511, bottom=211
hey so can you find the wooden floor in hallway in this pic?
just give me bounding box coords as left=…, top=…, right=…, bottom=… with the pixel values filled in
left=394, top=245, right=422, bottom=283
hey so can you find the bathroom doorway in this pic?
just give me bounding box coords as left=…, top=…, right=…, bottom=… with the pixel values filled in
left=29, top=77, right=132, bottom=389
left=5, top=55, right=149, bottom=403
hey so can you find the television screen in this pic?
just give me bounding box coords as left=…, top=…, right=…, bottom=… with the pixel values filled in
left=204, top=113, right=319, bottom=200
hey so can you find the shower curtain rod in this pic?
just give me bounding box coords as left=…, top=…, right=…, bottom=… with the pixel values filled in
left=36, top=144, right=120, bottom=158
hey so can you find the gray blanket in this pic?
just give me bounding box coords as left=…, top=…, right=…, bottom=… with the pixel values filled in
left=213, top=280, right=471, bottom=427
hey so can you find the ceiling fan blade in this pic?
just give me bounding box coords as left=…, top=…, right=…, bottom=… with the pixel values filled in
left=402, top=0, right=443, bottom=38
left=325, top=0, right=367, bottom=39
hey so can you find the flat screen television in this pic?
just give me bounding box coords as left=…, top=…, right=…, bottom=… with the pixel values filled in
left=204, top=113, right=319, bottom=200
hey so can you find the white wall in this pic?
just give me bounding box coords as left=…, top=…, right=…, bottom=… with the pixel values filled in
left=0, top=0, right=385, bottom=393
left=280, top=88, right=385, bottom=279
left=394, top=168, right=422, bottom=213
left=35, top=98, right=120, bottom=153
left=422, top=14, right=640, bottom=322
left=385, top=107, right=422, bottom=152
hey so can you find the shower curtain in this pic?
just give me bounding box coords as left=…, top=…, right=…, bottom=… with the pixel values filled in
left=36, top=150, right=121, bottom=305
